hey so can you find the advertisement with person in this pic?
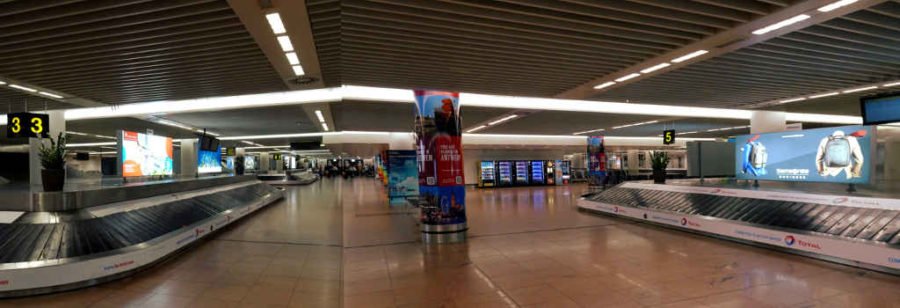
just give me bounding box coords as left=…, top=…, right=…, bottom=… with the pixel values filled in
left=734, top=125, right=872, bottom=183
left=387, top=150, right=419, bottom=204
left=120, top=130, right=174, bottom=177
left=587, top=135, right=606, bottom=187
left=244, top=155, right=258, bottom=171
left=198, top=146, right=222, bottom=174
left=414, top=90, right=466, bottom=225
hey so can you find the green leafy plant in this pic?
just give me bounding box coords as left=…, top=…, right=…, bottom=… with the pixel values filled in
left=38, top=132, right=67, bottom=170
left=650, top=151, right=670, bottom=171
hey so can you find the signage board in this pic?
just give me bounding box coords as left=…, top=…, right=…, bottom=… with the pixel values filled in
left=6, top=112, right=49, bottom=138
left=663, top=129, right=675, bottom=145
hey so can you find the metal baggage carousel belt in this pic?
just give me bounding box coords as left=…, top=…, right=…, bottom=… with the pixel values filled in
left=586, top=186, right=900, bottom=245
left=0, top=183, right=278, bottom=264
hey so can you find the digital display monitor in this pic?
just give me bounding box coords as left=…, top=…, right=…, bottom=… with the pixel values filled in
left=531, top=161, right=544, bottom=183
left=120, top=130, right=174, bottom=177
left=498, top=161, right=512, bottom=184
left=244, top=155, right=258, bottom=171
left=734, top=125, right=872, bottom=183
left=198, top=146, right=222, bottom=174
left=861, top=92, right=900, bottom=125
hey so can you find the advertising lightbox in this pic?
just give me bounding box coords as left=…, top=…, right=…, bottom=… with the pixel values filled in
left=244, top=155, right=258, bottom=171
left=120, top=130, right=174, bottom=177
left=734, top=125, right=872, bottom=183
left=198, top=146, right=222, bottom=174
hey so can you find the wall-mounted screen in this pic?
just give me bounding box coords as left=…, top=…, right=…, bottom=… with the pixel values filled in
left=198, top=146, right=222, bottom=174
left=120, top=130, right=174, bottom=177
left=734, top=125, right=872, bottom=183
left=861, top=92, right=900, bottom=125
left=244, top=155, right=258, bottom=171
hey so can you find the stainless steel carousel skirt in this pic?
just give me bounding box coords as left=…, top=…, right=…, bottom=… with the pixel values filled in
left=578, top=182, right=900, bottom=274
left=421, top=222, right=467, bottom=244
left=0, top=180, right=283, bottom=298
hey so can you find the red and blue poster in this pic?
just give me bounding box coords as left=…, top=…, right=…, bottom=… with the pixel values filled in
left=588, top=135, right=606, bottom=187
left=414, top=90, right=466, bottom=225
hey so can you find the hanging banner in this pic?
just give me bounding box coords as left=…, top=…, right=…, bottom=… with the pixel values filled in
left=387, top=150, right=419, bottom=204
left=414, top=90, right=466, bottom=225
left=588, top=135, right=607, bottom=187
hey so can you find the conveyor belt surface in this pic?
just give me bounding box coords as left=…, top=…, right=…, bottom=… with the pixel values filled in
left=0, top=183, right=279, bottom=264
left=585, top=186, right=900, bottom=245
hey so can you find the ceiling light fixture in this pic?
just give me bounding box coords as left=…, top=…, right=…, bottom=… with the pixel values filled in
left=315, top=110, right=325, bottom=122
left=640, top=63, right=671, bottom=74
left=276, top=35, right=293, bottom=52
left=488, top=114, right=518, bottom=125
left=779, top=97, right=807, bottom=103
left=68, top=142, right=117, bottom=147
left=265, top=12, right=287, bottom=34
left=753, top=14, right=811, bottom=35
left=292, top=65, right=305, bottom=76
left=573, top=128, right=605, bottom=135
left=671, top=50, right=709, bottom=63
left=612, top=120, right=659, bottom=130
left=614, top=73, right=641, bottom=82
left=818, top=0, right=858, bottom=12
left=884, top=81, right=900, bottom=87
left=593, top=81, right=616, bottom=90
left=38, top=91, right=63, bottom=99
left=0, top=81, right=7, bottom=85
left=321, top=123, right=329, bottom=131
left=286, top=52, right=300, bottom=65
left=466, top=125, right=487, bottom=133
left=809, top=92, right=839, bottom=99
left=9, top=84, right=37, bottom=92
left=843, top=86, right=878, bottom=93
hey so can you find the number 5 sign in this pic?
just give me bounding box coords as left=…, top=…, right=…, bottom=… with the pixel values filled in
left=6, top=112, right=50, bottom=138
left=663, top=129, right=676, bottom=145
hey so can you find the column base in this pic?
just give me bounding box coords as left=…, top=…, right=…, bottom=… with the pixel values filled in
left=421, top=222, right=468, bottom=244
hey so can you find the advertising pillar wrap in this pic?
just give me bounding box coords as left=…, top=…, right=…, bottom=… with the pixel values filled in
left=588, top=136, right=607, bottom=187
left=414, top=90, right=467, bottom=228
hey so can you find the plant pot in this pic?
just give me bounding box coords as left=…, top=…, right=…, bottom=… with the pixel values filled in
left=652, top=169, right=666, bottom=184
left=41, top=169, right=65, bottom=192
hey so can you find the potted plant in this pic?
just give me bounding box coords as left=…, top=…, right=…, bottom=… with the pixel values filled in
left=38, top=132, right=67, bottom=191
left=650, top=151, right=670, bottom=184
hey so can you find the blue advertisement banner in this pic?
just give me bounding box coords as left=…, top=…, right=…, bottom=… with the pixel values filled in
left=734, top=125, right=872, bottom=183
left=388, top=150, right=419, bottom=204
left=587, top=135, right=606, bottom=187
left=198, top=146, right=222, bottom=174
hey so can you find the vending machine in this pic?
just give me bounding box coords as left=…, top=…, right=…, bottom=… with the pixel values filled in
left=497, top=161, right=514, bottom=186
left=479, top=161, right=496, bottom=187
left=556, top=160, right=571, bottom=185
left=545, top=161, right=556, bottom=185
left=514, top=161, right=530, bottom=186
left=530, top=160, right=545, bottom=185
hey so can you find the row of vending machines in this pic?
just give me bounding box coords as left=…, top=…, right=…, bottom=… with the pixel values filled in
left=478, top=160, right=571, bottom=187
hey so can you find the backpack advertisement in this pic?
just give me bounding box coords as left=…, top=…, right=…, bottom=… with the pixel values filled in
left=734, top=125, right=872, bottom=183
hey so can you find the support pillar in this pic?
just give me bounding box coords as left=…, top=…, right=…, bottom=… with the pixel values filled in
left=751, top=111, right=786, bottom=134
left=179, top=139, right=198, bottom=178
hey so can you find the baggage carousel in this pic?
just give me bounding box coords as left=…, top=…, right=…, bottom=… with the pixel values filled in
left=579, top=179, right=900, bottom=274
left=0, top=176, right=283, bottom=297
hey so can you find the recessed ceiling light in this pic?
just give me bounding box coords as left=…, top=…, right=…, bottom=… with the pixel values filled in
left=9, top=84, right=37, bottom=92
left=285, top=52, right=300, bottom=65
left=277, top=35, right=294, bottom=52
left=885, top=81, right=900, bottom=87
left=466, top=125, right=487, bottom=133
left=818, top=0, right=858, bottom=12
left=321, top=123, right=329, bottom=131
left=671, top=50, right=709, bottom=63
left=315, top=110, right=325, bottom=122
left=292, top=65, right=305, bottom=76
left=640, top=63, right=671, bottom=73
left=488, top=114, right=518, bottom=125
left=809, top=92, right=839, bottom=99
left=614, top=73, right=641, bottom=82
left=593, top=81, right=616, bottom=90
left=265, top=13, right=287, bottom=34
left=752, top=14, right=811, bottom=35
left=779, top=97, right=807, bottom=103
left=38, top=91, right=63, bottom=99
left=843, top=86, right=878, bottom=93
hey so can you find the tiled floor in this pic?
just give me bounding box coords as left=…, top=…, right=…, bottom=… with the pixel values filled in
left=4, top=178, right=900, bottom=307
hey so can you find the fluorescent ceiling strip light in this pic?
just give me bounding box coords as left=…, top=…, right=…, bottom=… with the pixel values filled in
left=779, top=97, right=807, bottom=103
left=785, top=112, right=861, bottom=124
left=671, top=50, right=709, bottom=63
left=38, top=91, right=63, bottom=99
left=286, top=52, right=300, bottom=65
left=69, top=142, right=116, bottom=147
left=753, top=14, right=811, bottom=35
left=614, top=73, right=641, bottom=82
left=884, top=81, right=900, bottom=87
left=818, top=0, right=858, bottom=12
left=220, top=132, right=334, bottom=140
left=0, top=81, right=6, bottom=85
left=276, top=35, right=293, bottom=52
left=265, top=13, right=287, bottom=34
left=321, top=123, right=329, bottom=131
left=292, top=65, right=305, bottom=76
left=244, top=145, right=290, bottom=149
left=315, top=110, right=325, bottom=122
left=640, top=63, right=671, bottom=74
left=843, top=86, right=878, bottom=93
left=466, top=125, right=487, bottom=133
left=9, top=84, right=37, bottom=92
left=88, top=151, right=117, bottom=155
left=573, top=128, right=604, bottom=135
left=809, top=92, right=839, bottom=99
left=593, top=81, right=616, bottom=90
left=488, top=114, right=518, bottom=125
